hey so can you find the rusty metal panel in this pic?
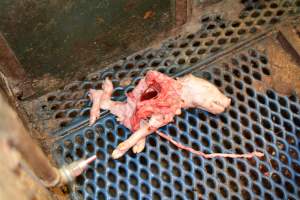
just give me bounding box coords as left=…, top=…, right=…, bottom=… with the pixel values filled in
left=0, top=0, right=173, bottom=93
left=277, top=24, right=300, bottom=64
left=0, top=33, right=34, bottom=99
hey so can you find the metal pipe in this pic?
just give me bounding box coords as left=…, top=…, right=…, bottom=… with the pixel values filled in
left=0, top=92, right=60, bottom=187
left=0, top=91, right=96, bottom=187
left=59, top=155, right=97, bottom=185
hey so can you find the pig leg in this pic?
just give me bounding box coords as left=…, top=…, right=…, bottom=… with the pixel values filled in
left=132, top=138, right=146, bottom=153
left=112, top=115, right=166, bottom=159
left=89, top=89, right=103, bottom=125
left=89, top=78, right=134, bottom=127
left=131, top=112, right=177, bottom=154
left=89, top=78, right=114, bottom=125
left=112, top=125, right=152, bottom=159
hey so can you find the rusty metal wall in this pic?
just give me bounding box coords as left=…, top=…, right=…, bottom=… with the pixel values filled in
left=0, top=0, right=174, bottom=96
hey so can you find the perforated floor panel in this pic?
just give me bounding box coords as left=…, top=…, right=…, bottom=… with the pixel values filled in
left=32, top=1, right=300, bottom=200
left=24, top=0, right=300, bottom=134
left=52, top=47, right=300, bottom=200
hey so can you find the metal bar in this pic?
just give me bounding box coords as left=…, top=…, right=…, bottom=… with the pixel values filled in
left=0, top=90, right=60, bottom=187
left=277, top=24, right=300, bottom=64
left=0, top=32, right=34, bottom=99
left=175, top=0, right=188, bottom=26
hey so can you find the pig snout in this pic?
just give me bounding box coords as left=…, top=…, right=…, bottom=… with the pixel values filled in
left=178, top=74, right=231, bottom=114
left=210, top=94, right=231, bottom=114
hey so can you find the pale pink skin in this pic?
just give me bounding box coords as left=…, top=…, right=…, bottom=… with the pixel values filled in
left=89, top=74, right=263, bottom=159
left=178, top=74, right=231, bottom=113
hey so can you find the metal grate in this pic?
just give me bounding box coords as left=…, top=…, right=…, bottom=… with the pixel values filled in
left=25, top=0, right=300, bottom=133
left=52, top=49, right=300, bottom=200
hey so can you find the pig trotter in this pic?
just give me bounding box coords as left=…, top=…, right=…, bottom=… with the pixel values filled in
left=88, top=89, right=103, bottom=125
left=132, top=138, right=146, bottom=154
left=88, top=78, right=114, bottom=125
left=112, top=125, right=152, bottom=159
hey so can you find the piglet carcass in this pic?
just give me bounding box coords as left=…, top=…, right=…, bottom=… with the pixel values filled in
left=89, top=70, right=263, bottom=159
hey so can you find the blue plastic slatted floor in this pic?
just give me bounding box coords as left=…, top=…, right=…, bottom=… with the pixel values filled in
left=52, top=48, right=300, bottom=200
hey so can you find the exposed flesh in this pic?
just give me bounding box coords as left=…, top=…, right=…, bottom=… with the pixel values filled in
left=88, top=70, right=263, bottom=159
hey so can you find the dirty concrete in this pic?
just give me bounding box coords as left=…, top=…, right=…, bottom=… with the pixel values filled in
left=267, top=38, right=300, bottom=96
left=252, top=34, right=300, bottom=98
left=277, top=24, right=300, bottom=65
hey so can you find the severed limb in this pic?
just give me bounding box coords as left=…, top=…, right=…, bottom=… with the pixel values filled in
left=156, top=131, right=264, bottom=159
left=132, top=138, right=146, bottom=154
left=89, top=78, right=114, bottom=125
left=89, top=78, right=148, bottom=154
left=88, top=89, right=103, bottom=125
left=111, top=124, right=152, bottom=159
left=112, top=115, right=166, bottom=159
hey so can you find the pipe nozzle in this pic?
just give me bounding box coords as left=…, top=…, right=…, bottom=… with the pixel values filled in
left=59, top=155, right=97, bottom=185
